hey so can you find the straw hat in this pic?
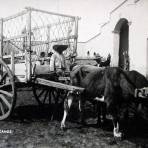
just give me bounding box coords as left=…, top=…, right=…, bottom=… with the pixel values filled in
left=95, top=53, right=102, bottom=59
left=53, top=44, right=68, bottom=52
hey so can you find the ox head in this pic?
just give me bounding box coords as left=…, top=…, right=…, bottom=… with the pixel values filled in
left=70, top=65, right=105, bottom=97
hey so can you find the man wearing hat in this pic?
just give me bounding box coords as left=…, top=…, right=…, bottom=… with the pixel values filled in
left=50, top=44, right=68, bottom=76
left=94, top=53, right=102, bottom=66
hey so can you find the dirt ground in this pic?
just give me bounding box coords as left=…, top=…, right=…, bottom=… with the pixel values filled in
left=0, top=88, right=148, bottom=148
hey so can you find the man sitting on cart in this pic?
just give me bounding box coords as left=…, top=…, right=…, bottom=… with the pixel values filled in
left=50, top=44, right=68, bottom=76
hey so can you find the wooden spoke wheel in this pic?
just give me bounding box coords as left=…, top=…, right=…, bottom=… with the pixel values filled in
left=32, top=84, right=68, bottom=106
left=0, top=59, right=16, bottom=120
left=33, top=84, right=56, bottom=105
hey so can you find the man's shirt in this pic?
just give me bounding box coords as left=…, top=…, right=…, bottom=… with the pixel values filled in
left=49, top=51, right=66, bottom=71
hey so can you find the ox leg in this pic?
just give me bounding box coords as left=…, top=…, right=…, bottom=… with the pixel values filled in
left=97, top=102, right=107, bottom=127
left=112, top=116, right=123, bottom=139
left=79, top=97, right=86, bottom=125
left=101, top=102, right=107, bottom=124
left=95, top=96, right=106, bottom=126
left=106, top=97, right=123, bottom=139
left=77, top=97, right=86, bottom=125
left=97, top=102, right=101, bottom=126
left=61, top=92, right=73, bottom=129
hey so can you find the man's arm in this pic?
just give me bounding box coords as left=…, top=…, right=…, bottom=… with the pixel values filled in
left=49, top=54, right=55, bottom=71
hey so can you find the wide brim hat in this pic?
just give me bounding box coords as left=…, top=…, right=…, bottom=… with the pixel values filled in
left=95, top=53, right=102, bottom=59
left=53, top=44, right=68, bottom=52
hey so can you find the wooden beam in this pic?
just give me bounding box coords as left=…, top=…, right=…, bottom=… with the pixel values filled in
left=0, top=19, right=3, bottom=58
left=25, top=7, right=77, bottom=19
left=3, top=10, right=27, bottom=22
left=3, top=53, right=25, bottom=59
left=11, top=49, right=15, bottom=75
left=35, top=78, right=84, bottom=93
left=3, top=34, right=27, bottom=42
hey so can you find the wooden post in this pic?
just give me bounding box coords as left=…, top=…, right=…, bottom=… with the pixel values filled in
left=0, top=18, right=3, bottom=58
left=25, top=7, right=76, bottom=19
left=73, top=17, right=79, bottom=56
left=25, top=9, right=32, bottom=81
left=46, top=25, right=50, bottom=54
left=0, top=19, right=3, bottom=74
left=11, top=49, right=15, bottom=75
left=146, top=38, right=148, bottom=79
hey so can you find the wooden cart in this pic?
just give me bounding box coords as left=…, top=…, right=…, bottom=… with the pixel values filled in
left=0, top=7, right=84, bottom=120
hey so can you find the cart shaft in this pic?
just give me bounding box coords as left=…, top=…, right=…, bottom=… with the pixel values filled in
left=35, top=78, right=84, bottom=93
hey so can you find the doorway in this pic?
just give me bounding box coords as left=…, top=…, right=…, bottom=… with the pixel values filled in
left=114, top=18, right=129, bottom=70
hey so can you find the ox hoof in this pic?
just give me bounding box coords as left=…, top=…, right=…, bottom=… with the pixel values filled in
left=114, top=133, right=124, bottom=141
left=60, top=123, right=66, bottom=131
left=113, top=129, right=124, bottom=141
left=114, top=136, right=122, bottom=141
left=50, top=115, right=54, bottom=121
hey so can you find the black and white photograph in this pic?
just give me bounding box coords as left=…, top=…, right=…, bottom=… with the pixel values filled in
left=0, top=0, right=148, bottom=147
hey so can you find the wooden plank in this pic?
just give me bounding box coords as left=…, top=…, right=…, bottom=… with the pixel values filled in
left=50, top=35, right=76, bottom=43
left=3, top=34, right=27, bottom=42
left=32, top=19, right=74, bottom=31
left=11, top=49, right=15, bottom=75
left=35, top=78, right=84, bottom=92
left=76, top=57, right=96, bottom=60
left=3, top=10, right=27, bottom=22
left=3, top=53, right=25, bottom=59
left=58, top=77, right=70, bottom=81
left=25, top=7, right=76, bottom=19
left=0, top=19, right=3, bottom=58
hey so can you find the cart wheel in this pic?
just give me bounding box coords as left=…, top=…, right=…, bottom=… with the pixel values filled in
left=32, top=84, right=67, bottom=105
left=33, top=84, right=56, bottom=105
left=0, top=59, right=16, bottom=120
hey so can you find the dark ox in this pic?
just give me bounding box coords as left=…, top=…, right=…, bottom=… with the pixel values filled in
left=97, top=70, right=148, bottom=125
left=61, top=65, right=145, bottom=138
left=125, top=70, right=148, bottom=121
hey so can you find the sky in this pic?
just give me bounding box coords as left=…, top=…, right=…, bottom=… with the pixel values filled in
left=0, top=0, right=122, bottom=41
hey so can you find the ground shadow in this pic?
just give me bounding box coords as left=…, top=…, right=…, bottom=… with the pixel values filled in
left=9, top=101, right=148, bottom=145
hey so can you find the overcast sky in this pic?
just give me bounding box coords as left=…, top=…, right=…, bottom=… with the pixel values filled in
left=0, top=0, right=122, bottom=41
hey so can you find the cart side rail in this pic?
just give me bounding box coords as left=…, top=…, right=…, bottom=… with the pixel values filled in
left=0, top=8, right=79, bottom=82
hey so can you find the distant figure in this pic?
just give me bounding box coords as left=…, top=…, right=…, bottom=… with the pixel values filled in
left=94, top=53, right=111, bottom=67
left=40, top=51, right=46, bottom=65
left=50, top=45, right=68, bottom=76
left=94, top=53, right=102, bottom=66
left=87, top=51, right=90, bottom=57
left=123, top=51, right=129, bottom=71
left=93, top=52, right=96, bottom=57
left=99, top=53, right=111, bottom=67
left=48, top=52, right=53, bottom=57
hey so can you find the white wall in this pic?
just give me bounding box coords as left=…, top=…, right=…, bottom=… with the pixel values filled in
left=77, top=0, right=148, bottom=76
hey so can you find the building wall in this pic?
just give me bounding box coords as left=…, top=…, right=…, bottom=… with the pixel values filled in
left=77, top=0, right=148, bottom=76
